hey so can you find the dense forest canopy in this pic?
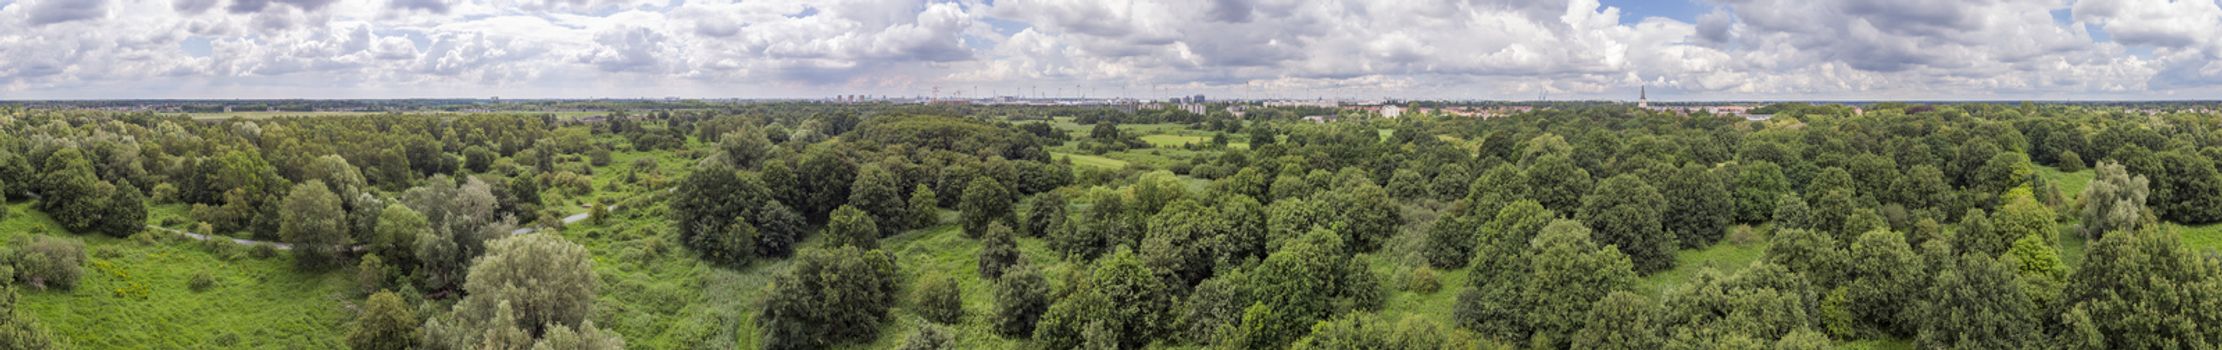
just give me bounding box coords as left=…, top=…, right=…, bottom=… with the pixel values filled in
left=0, top=100, right=2218, bottom=349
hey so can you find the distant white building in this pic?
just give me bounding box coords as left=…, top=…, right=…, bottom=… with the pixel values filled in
left=1381, top=105, right=1405, bottom=118
left=1180, top=103, right=1207, bottom=115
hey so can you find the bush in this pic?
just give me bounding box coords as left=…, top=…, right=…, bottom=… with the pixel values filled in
left=896, top=324, right=954, bottom=350
left=916, top=273, right=964, bottom=324
left=13, top=236, right=87, bottom=291
left=188, top=270, right=218, bottom=292
left=1407, top=266, right=1441, bottom=294
left=250, top=244, right=279, bottom=259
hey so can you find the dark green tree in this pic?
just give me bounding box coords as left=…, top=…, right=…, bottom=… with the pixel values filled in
left=1846, top=229, right=1924, bottom=337
left=1735, top=161, right=1792, bottom=223
left=2060, top=227, right=2222, bottom=349
left=756, top=246, right=899, bottom=350
left=993, top=263, right=1050, bottom=338
left=1021, top=191, right=1067, bottom=238
left=93, top=181, right=147, bottom=237
left=906, top=184, right=940, bottom=229
left=1765, top=228, right=1849, bottom=287
left=915, top=273, right=964, bottom=324
left=959, top=176, right=1016, bottom=238
left=1571, top=291, right=1662, bottom=349
left=1663, top=163, right=1735, bottom=247
left=978, top=223, right=1020, bottom=279
left=848, top=164, right=910, bottom=233
left=824, top=205, right=880, bottom=250
left=1522, top=154, right=1593, bottom=213
left=1578, top=175, right=1674, bottom=274
left=1915, top=254, right=2041, bottom=350
left=348, top=290, right=418, bottom=350
left=1520, top=220, right=1638, bottom=348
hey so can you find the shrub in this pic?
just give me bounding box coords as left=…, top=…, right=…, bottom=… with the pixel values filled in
left=13, top=236, right=87, bottom=291
left=1407, top=266, right=1441, bottom=294
left=896, top=324, right=955, bottom=350
left=188, top=270, right=218, bottom=292
left=916, top=273, right=964, bottom=324
left=250, top=244, right=279, bottom=259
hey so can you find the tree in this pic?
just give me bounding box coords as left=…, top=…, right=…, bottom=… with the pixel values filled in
left=824, top=205, right=880, bottom=250
left=959, top=176, right=1015, bottom=238
left=2150, top=150, right=2222, bottom=222
left=93, top=181, right=147, bottom=237
left=462, top=146, right=495, bottom=173
left=1772, top=194, right=1816, bottom=231
left=2079, top=161, right=2150, bottom=239
left=371, top=204, right=429, bottom=268
left=2060, top=227, right=2222, bottom=349
left=753, top=200, right=806, bottom=258
left=1520, top=220, right=1638, bottom=348
left=719, top=127, right=773, bottom=169
left=796, top=145, right=856, bottom=219
left=1143, top=199, right=1225, bottom=286
left=1578, top=175, right=1674, bottom=274
left=0, top=284, right=56, bottom=349
left=1664, top=163, right=1735, bottom=247
left=757, top=246, right=899, bottom=350
left=916, top=273, right=964, bottom=324
left=2057, top=150, right=2085, bottom=172
left=420, top=234, right=621, bottom=349
left=669, top=163, right=768, bottom=266
left=1984, top=189, right=2055, bottom=256
left=1020, top=191, right=1067, bottom=239
left=1385, top=168, right=1427, bottom=200
left=1036, top=249, right=1174, bottom=349
left=1846, top=229, right=1924, bottom=337
left=1915, top=254, right=2041, bottom=350
left=1463, top=164, right=1524, bottom=218
left=1766, top=228, right=1849, bottom=287
left=349, top=290, right=419, bottom=350
left=1571, top=291, right=1662, bottom=349
left=1522, top=154, right=1593, bottom=213
left=978, top=223, right=1020, bottom=279
left=1324, top=178, right=1398, bottom=253
left=1453, top=200, right=1553, bottom=338
left=993, top=263, right=1050, bottom=338
left=1240, top=229, right=1376, bottom=349
left=906, top=184, right=941, bottom=229
left=37, top=148, right=104, bottom=234
left=282, top=180, right=350, bottom=271
left=1214, top=195, right=1269, bottom=266
left=849, top=165, right=910, bottom=233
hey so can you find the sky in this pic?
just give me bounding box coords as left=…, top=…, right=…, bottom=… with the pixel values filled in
left=2, top=0, right=2222, bottom=101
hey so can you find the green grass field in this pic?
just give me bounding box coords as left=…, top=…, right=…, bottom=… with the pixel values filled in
left=1052, top=152, right=1128, bottom=169
left=4, top=202, right=351, bottom=349
left=2039, top=166, right=2094, bottom=201
left=1637, top=228, right=1771, bottom=297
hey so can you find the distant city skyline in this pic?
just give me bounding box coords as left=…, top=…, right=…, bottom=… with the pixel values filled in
left=5, top=0, right=2222, bottom=100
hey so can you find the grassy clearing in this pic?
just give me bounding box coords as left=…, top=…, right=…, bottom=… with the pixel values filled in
left=1053, top=152, right=1129, bottom=169
left=5, top=202, right=352, bottom=349
left=836, top=224, right=1071, bottom=350
left=1139, top=134, right=1211, bottom=148
left=2038, top=166, right=2094, bottom=201
left=2168, top=223, right=2222, bottom=254
left=1637, top=230, right=1771, bottom=297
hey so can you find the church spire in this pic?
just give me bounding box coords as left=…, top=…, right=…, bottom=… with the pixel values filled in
left=1638, top=85, right=1649, bottom=109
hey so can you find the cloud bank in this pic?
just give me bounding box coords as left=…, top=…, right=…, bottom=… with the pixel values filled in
left=1, top=0, right=2219, bottom=99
